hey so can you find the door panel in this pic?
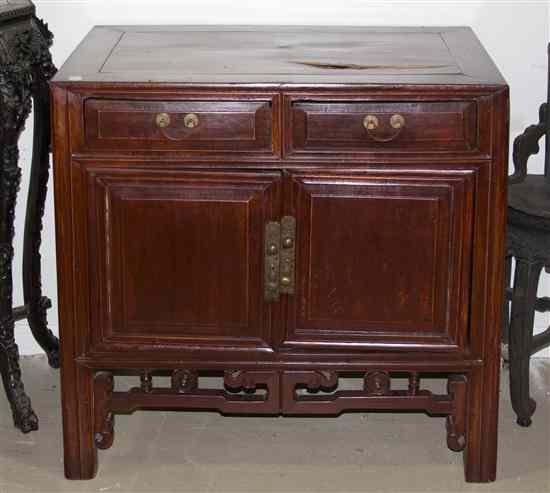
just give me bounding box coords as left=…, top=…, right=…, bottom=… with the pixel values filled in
left=283, top=171, right=475, bottom=352
left=81, top=166, right=281, bottom=352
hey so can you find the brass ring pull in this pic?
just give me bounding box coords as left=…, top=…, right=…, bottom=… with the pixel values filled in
left=183, top=113, right=200, bottom=129
left=363, top=113, right=406, bottom=142
left=155, top=112, right=171, bottom=129
left=363, top=114, right=379, bottom=130
left=390, top=114, right=405, bottom=130
left=155, top=112, right=201, bottom=140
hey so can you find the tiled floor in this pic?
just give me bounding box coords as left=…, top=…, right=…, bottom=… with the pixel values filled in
left=0, top=356, right=548, bottom=492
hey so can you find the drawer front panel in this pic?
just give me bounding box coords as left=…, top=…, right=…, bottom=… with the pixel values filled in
left=83, top=98, right=276, bottom=154
left=287, top=100, right=478, bottom=155
left=76, top=165, right=281, bottom=353
left=283, top=170, right=476, bottom=353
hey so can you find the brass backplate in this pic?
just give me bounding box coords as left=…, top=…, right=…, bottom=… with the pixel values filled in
left=264, top=221, right=281, bottom=302
left=280, top=216, right=296, bottom=295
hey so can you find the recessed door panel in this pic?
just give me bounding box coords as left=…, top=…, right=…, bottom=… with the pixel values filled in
left=81, top=166, right=281, bottom=352
left=284, top=171, right=475, bottom=352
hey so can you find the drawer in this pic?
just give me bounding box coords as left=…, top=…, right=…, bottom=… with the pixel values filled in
left=83, top=98, right=276, bottom=154
left=287, top=100, right=478, bottom=156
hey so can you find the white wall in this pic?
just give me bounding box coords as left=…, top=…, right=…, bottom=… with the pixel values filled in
left=14, top=0, right=550, bottom=356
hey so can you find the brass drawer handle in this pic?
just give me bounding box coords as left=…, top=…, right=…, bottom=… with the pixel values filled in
left=155, top=112, right=171, bottom=128
left=363, top=114, right=379, bottom=130
left=155, top=112, right=200, bottom=131
left=363, top=113, right=406, bottom=142
left=390, top=113, right=405, bottom=129
left=183, top=113, right=200, bottom=129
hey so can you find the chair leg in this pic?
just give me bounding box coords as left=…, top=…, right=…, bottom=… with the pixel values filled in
left=502, top=255, right=513, bottom=346
left=508, top=258, right=541, bottom=427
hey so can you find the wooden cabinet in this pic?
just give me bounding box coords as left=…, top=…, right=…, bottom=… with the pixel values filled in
left=51, top=26, right=508, bottom=482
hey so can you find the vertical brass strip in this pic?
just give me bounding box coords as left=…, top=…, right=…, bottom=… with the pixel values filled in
left=280, top=216, right=296, bottom=295
left=264, top=221, right=281, bottom=302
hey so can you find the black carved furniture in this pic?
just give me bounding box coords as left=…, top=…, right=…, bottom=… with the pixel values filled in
left=51, top=26, right=508, bottom=481
left=0, top=0, right=59, bottom=432
left=503, top=44, right=550, bottom=427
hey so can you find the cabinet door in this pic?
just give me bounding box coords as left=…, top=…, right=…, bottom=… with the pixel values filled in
left=283, top=171, right=475, bottom=353
left=78, top=166, right=281, bottom=353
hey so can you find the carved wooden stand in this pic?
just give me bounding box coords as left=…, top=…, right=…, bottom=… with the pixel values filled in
left=0, top=1, right=59, bottom=432
left=93, top=369, right=468, bottom=454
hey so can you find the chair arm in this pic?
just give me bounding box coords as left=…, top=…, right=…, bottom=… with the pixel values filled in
left=510, top=103, right=548, bottom=184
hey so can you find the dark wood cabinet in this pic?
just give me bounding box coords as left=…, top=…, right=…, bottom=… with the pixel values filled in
left=51, top=26, right=509, bottom=482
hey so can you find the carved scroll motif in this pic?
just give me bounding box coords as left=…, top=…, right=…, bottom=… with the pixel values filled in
left=303, top=370, right=339, bottom=393
left=171, top=369, right=198, bottom=393
left=364, top=371, right=391, bottom=396
left=224, top=370, right=258, bottom=393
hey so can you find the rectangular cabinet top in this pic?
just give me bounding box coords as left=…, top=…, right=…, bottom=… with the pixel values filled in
left=53, top=25, right=506, bottom=87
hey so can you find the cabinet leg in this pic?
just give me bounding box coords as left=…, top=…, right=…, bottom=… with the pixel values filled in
left=23, top=73, right=59, bottom=369
left=0, top=142, right=38, bottom=432
left=508, top=258, right=540, bottom=427
left=464, top=364, right=500, bottom=482
left=62, top=365, right=98, bottom=479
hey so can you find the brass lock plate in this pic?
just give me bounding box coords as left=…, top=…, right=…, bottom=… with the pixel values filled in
left=280, top=216, right=296, bottom=295
left=264, top=216, right=296, bottom=302
left=264, top=221, right=281, bottom=302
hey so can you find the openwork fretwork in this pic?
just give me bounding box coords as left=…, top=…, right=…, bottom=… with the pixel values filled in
left=93, top=369, right=467, bottom=454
